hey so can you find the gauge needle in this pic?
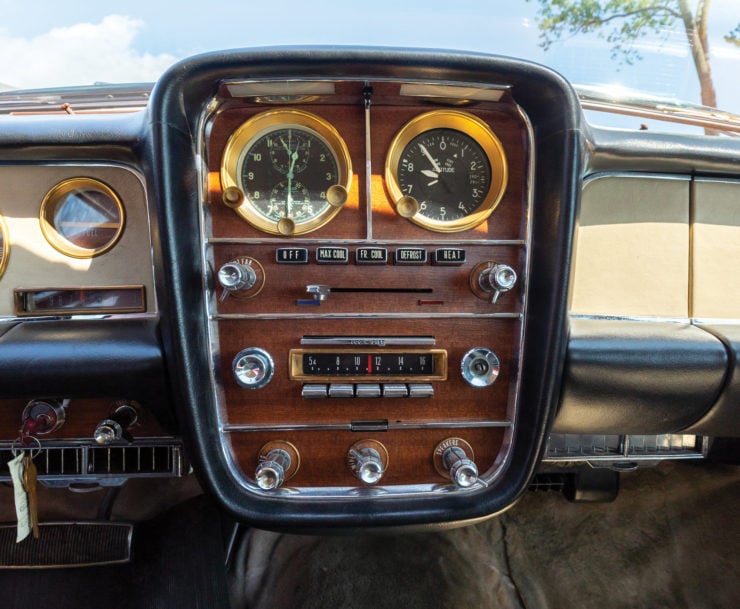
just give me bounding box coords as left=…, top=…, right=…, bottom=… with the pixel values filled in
left=421, top=169, right=438, bottom=178
left=419, top=144, right=442, bottom=173
left=286, top=149, right=298, bottom=217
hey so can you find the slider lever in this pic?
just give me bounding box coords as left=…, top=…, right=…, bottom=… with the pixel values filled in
left=306, top=284, right=331, bottom=302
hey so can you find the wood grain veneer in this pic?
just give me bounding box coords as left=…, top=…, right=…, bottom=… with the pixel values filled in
left=204, top=81, right=529, bottom=488
left=229, top=427, right=505, bottom=487
left=0, top=398, right=169, bottom=442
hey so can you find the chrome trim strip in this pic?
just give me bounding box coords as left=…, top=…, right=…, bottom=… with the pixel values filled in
left=208, top=237, right=527, bottom=246
left=543, top=453, right=705, bottom=463
left=222, top=420, right=512, bottom=433
left=300, top=335, right=436, bottom=346
left=212, top=312, right=522, bottom=320
left=365, top=83, right=374, bottom=240
left=569, top=313, right=691, bottom=324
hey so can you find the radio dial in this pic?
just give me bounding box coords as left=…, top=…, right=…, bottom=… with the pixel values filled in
left=233, top=347, right=274, bottom=389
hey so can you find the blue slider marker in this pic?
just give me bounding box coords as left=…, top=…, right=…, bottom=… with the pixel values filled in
left=296, top=299, right=322, bottom=306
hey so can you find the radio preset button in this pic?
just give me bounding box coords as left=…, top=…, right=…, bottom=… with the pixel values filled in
left=302, top=384, right=329, bottom=399
left=382, top=384, right=409, bottom=398
left=355, top=384, right=382, bottom=398
left=408, top=383, right=434, bottom=398
left=328, top=384, right=355, bottom=398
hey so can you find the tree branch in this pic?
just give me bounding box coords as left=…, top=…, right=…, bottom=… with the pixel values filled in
left=581, top=5, right=682, bottom=29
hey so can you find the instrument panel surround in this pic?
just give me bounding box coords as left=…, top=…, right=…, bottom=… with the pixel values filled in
left=148, top=47, right=582, bottom=527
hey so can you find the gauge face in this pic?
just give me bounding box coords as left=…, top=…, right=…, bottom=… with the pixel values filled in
left=385, top=110, right=508, bottom=233
left=40, top=178, right=125, bottom=258
left=221, top=110, right=352, bottom=236
left=0, top=213, right=8, bottom=277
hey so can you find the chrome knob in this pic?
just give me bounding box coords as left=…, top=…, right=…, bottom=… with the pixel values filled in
left=255, top=449, right=291, bottom=490
left=255, top=441, right=300, bottom=490
left=94, top=420, right=123, bottom=445
left=94, top=401, right=139, bottom=444
left=233, top=348, right=274, bottom=389
left=461, top=347, right=500, bottom=388
left=306, top=284, right=331, bottom=301
left=22, top=398, right=68, bottom=435
left=347, top=440, right=388, bottom=485
left=218, top=261, right=257, bottom=292
left=477, top=263, right=517, bottom=303
left=443, top=446, right=479, bottom=488
left=434, top=438, right=479, bottom=488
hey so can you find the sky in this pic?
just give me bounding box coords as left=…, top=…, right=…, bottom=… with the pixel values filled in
left=0, top=0, right=739, bottom=118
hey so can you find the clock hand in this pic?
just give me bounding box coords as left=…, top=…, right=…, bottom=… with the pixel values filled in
left=421, top=169, right=438, bottom=179
left=286, top=146, right=299, bottom=218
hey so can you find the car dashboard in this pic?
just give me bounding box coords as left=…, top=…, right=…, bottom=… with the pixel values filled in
left=0, top=47, right=737, bottom=532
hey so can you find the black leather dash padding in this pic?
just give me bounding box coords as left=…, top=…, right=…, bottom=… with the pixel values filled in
left=0, top=320, right=170, bottom=419
left=682, top=325, right=740, bottom=437
left=554, top=319, right=728, bottom=434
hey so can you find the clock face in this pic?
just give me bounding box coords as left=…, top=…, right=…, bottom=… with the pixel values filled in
left=221, top=110, right=351, bottom=236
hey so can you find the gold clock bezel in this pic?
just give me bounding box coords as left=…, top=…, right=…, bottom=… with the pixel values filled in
left=39, top=177, right=125, bottom=258
left=220, top=109, right=352, bottom=236
left=384, top=110, right=508, bottom=233
left=0, top=212, right=9, bottom=277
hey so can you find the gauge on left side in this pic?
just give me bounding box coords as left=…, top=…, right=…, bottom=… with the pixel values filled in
left=40, top=178, right=125, bottom=258
left=220, top=110, right=352, bottom=236
left=0, top=212, right=9, bottom=278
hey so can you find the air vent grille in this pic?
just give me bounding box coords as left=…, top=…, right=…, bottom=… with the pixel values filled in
left=0, top=441, right=184, bottom=482
left=544, top=433, right=707, bottom=462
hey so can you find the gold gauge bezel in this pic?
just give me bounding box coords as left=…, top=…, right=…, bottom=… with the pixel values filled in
left=385, top=110, right=508, bottom=233
left=0, top=212, right=9, bottom=277
left=39, top=177, right=125, bottom=258
left=220, top=109, right=352, bottom=236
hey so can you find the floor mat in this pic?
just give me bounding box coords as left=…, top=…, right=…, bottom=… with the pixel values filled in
left=231, top=462, right=739, bottom=609
left=0, top=495, right=230, bottom=609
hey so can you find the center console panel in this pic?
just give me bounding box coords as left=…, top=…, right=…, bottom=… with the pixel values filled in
left=149, top=48, right=581, bottom=527
left=205, top=81, right=528, bottom=493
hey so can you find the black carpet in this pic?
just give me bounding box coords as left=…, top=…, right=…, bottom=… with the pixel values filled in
left=0, top=496, right=230, bottom=609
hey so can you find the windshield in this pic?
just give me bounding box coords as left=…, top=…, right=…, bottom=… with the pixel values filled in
left=1, top=0, right=739, bottom=131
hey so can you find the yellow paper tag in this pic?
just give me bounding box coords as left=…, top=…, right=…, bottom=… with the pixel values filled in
left=8, top=453, right=31, bottom=543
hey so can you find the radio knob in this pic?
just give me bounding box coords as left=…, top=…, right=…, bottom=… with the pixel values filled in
left=255, top=441, right=300, bottom=490
left=434, top=438, right=479, bottom=488
left=347, top=440, right=388, bottom=485
left=218, top=261, right=257, bottom=292
left=461, top=347, right=500, bottom=388
left=233, top=347, right=274, bottom=389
